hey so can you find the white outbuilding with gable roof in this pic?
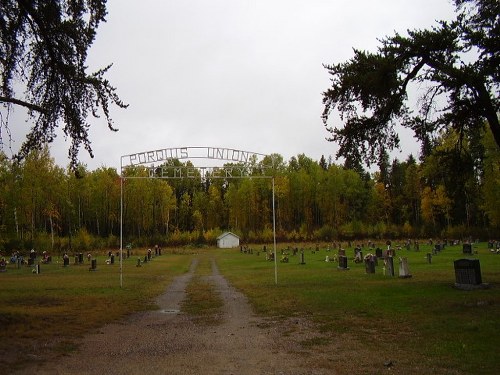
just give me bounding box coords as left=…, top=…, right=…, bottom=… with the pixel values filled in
left=217, top=232, right=240, bottom=248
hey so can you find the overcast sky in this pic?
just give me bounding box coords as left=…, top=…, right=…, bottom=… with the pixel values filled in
left=7, top=0, right=458, bottom=171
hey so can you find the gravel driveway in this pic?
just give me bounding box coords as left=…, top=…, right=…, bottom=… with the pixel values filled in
left=18, top=258, right=333, bottom=375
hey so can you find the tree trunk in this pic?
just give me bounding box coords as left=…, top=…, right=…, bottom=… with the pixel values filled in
left=477, top=82, right=500, bottom=149
left=49, top=215, right=54, bottom=251
left=14, top=207, right=19, bottom=237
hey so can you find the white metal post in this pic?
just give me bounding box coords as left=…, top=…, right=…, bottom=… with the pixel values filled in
left=272, top=177, right=277, bottom=285
left=120, top=174, right=123, bottom=288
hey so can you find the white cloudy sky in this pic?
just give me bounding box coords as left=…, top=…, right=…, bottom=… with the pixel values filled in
left=6, top=0, right=458, bottom=171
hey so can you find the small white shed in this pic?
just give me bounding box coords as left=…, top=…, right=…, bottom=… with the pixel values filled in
left=217, top=232, right=240, bottom=248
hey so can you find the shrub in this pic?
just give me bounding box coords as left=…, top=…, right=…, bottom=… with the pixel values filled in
left=260, top=227, right=274, bottom=243
left=314, top=225, right=337, bottom=241
left=73, top=228, right=92, bottom=251
left=106, top=234, right=119, bottom=248
left=203, top=229, right=219, bottom=246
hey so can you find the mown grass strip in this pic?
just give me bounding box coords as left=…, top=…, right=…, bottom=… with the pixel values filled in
left=181, top=255, right=224, bottom=326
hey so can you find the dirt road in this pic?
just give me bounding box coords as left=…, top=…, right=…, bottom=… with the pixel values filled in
left=19, top=258, right=335, bottom=375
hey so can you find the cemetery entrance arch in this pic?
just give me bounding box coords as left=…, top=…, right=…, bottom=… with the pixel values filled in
left=119, top=147, right=278, bottom=287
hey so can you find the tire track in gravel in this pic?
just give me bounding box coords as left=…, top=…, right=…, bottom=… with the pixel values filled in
left=19, top=257, right=331, bottom=375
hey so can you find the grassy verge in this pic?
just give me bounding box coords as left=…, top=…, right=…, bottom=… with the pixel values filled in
left=214, top=242, right=500, bottom=375
left=181, top=254, right=224, bottom=326
left=0, top=250, right=193, bottom=370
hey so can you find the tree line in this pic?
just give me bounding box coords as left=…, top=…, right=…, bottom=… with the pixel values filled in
left=0, top=128, right=498, bottom=254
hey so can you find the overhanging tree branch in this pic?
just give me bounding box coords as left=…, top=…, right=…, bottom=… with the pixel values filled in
left=0, top=0, right=127, bottom=171
left=0, top=95, right=48, bottom=114
left=322, top=0, right=499, bottom=167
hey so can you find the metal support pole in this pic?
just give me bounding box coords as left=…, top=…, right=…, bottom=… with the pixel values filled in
left=120, top=175, right=123, bottom=288
left=272, top=177, right=277, bottom=285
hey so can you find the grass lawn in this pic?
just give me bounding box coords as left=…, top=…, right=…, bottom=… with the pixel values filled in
left=0, top=249, right=193, bottom=370
left=1, top=242, right=499, bottom=374
left=214, top=241, right=500, bottom=375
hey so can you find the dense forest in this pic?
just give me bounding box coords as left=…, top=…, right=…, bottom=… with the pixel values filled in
left=1, top=128, right=499, bottom=253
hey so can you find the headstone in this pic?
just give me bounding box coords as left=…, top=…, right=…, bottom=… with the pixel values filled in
left=63, top=257, right=69, bottom=266
left=364, top=256, right=375, bottom=274
left=386, top=249, right=396, bottom=257
left=299, top=251, right=305, bottom=265
left=426, top=253, right=432, bottom=264
left=385, top=256, right=395, bottom=276
left=90, top=259, right=97, bottom=271
left=462, top=243, right=472, bottom=254
left=338, top=255, right=349, bottom=270
left=110, top=254, right=115, bottom=265
left=375, top=248, right=383, bottom=258
left=398, top=257, right=412, bottom=278
left=454, top=259, right=483, bottom=287
left=78, top=253, right=84, bottom=264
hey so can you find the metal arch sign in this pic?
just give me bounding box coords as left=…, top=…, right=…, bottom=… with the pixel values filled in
left=120, top=146, right=274, bottom=179
left=145, top=165, right=271, bottom=179
left=118, top=146, right=279, bottom=288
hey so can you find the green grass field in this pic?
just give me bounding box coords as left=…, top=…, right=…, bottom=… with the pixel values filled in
left=214, top=242, right=500, bottom=374
left=1, top=242, right=499, bottom=374
left=0, top=249, right=193, bottom=370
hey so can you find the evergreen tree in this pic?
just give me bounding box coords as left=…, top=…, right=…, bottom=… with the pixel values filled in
left=0, top=0, right=127, bottom=169
left=322, top=0, right=499, bottom=167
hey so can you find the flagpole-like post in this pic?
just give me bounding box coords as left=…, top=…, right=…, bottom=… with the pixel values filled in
left=120, top=162, right=124, bottom=288
left=272, top=177, right=277, bottom=285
